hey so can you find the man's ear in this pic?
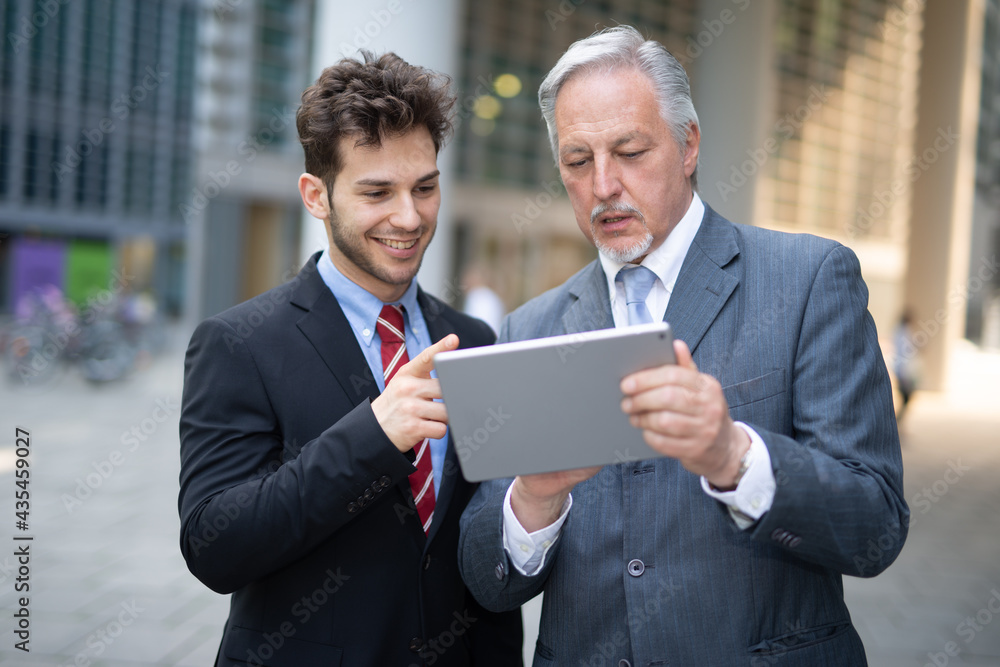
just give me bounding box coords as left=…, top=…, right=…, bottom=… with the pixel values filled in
left=299, top=173, right=330, bottom=220
left=683, top=122, right=701, bottom=179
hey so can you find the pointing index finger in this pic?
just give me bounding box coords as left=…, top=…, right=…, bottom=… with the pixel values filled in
left=406, top=334, right=460, bottom=379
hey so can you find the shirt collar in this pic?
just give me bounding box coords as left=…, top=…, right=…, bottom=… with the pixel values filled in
left=599, top=191, right=705, bottom=304
left=317, top=250, right=422, bottom=348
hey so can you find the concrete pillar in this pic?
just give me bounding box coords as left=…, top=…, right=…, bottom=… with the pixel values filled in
left=905, top=0, right=983, bottom=390
left=301, top=0, right=461, bottom=299
left=690, top=0, right=778, bottom=227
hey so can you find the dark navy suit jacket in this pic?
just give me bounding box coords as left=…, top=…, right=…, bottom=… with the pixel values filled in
left=460, top=206, right=908, bottom=666
left=179, top=253, right=522, bottom=666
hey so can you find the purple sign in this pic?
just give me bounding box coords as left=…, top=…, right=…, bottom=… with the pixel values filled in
left=10, top=238, right=68, bottom=315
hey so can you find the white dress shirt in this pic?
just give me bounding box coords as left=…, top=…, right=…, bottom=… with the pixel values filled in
left=502, top=192, right=778, bottom=575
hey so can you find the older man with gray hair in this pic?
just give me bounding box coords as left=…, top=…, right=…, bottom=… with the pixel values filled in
left=459, top=25, right=907, bottom=666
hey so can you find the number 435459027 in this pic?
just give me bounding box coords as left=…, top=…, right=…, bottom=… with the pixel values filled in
left=15, top=428, right=30, bottom=529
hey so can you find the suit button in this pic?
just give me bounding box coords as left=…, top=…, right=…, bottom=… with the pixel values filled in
left=627, top=559, right=645, bottom=577
left=380, top=475, right=392, bottom=488
left=619, top=661, right=632, bottom=667
left=347, top=502, right=357, bottom=513
left=363, top=488, right=374, bottom=501
left=788, top=536, right=801, bottom=548
left=494, top=562, right=505, bottom=580
left=423, top=554, right=432, bottom=570
left=409, top=637, right=425, bottom=652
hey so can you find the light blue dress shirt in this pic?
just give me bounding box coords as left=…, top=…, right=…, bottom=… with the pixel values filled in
left=316, top=251, right=446, bottom=497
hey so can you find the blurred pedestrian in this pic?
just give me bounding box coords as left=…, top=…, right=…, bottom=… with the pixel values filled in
left=893, top=308, right=919, bottom=420
left=462, top=265, right=505, bottom=335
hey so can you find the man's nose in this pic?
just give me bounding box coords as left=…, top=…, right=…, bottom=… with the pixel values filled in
left=593, top=157, right=623, bottom=201
left=390, top=194, right=421, bottom=230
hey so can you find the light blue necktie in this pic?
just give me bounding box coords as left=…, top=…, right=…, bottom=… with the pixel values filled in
left=617, top=265, right=657, bottom=326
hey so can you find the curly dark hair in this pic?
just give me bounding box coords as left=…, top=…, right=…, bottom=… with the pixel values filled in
left=296, top=51, right=455, bottom=188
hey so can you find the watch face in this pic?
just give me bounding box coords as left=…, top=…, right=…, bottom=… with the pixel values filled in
left=735, top=450, right=751, bottom=484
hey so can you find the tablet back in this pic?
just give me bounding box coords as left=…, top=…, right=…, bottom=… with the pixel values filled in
left=434, top=322, right=675, bottom=482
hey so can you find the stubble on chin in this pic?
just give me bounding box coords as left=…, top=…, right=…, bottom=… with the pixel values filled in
left=328, top=215, right=425, bottom=287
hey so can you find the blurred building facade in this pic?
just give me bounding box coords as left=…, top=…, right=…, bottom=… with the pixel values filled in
left=185, top=0, right=312, bottom=320
left=970, top=0, right=1000, bottom=349
left=0, top=0, right=198, bottom=315
left=441, top=0, right=991, bottom=390
left=1, top=0, right=995, bottom=390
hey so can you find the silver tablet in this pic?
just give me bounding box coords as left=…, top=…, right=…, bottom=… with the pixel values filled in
left=434, top=322, right=676, bottom=482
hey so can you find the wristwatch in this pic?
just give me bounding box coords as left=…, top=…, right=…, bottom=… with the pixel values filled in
left=732, top=446, right=752, bottom=487
left=710, top=446, right=751, bottom=492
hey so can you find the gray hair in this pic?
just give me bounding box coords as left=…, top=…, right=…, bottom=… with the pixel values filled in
left=538, top=25, right=699, bottom=183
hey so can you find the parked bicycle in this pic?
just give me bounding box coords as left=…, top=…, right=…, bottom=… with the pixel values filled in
left=3, top=285, right=163, bottom=388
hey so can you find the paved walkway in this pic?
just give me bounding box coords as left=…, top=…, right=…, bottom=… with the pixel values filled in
left=844, top=342, right=1000, bottom=667
left=0, top=326, right=997, bottom=665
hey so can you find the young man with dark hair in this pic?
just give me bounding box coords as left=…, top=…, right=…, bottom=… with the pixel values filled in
left=179, top=52, right=522, bottom=667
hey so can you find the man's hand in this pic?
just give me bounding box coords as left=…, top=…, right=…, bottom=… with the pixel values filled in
left=371, top=334, right=459, bottom=453
left=620, top=339, right=750, bottom=490
left=510, top=466, right=602, bottom=533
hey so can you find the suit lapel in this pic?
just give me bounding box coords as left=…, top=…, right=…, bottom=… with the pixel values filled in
left=665, top=206, right=740, bottom=354
left=561, top=261, right=614, bottom=335
left=418, top=289, right=460, bottom=546
left=419, top=288, right=457, bottom=346
left=291, top=255, right=381, bottom=407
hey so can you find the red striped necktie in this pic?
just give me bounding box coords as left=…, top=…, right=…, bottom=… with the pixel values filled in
left=377, top=304, right=435, bottom=534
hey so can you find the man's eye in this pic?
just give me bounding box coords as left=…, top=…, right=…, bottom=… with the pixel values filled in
left=363, top=191, right=387, bottom=199
left=415, top=184, right=437, bottom=195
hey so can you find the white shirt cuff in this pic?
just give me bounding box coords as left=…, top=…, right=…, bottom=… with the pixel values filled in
left=501, top=481, right=572, bottom=576
left=700, top=422, right=776, bottom=530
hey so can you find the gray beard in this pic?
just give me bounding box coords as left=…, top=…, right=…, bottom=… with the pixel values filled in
left=595, top=230, right=654, bottom=263
left=590, top=201, right=652, bottom=263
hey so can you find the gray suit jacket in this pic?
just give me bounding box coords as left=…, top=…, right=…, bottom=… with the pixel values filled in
left=459, top=206, right=908, bottom=666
